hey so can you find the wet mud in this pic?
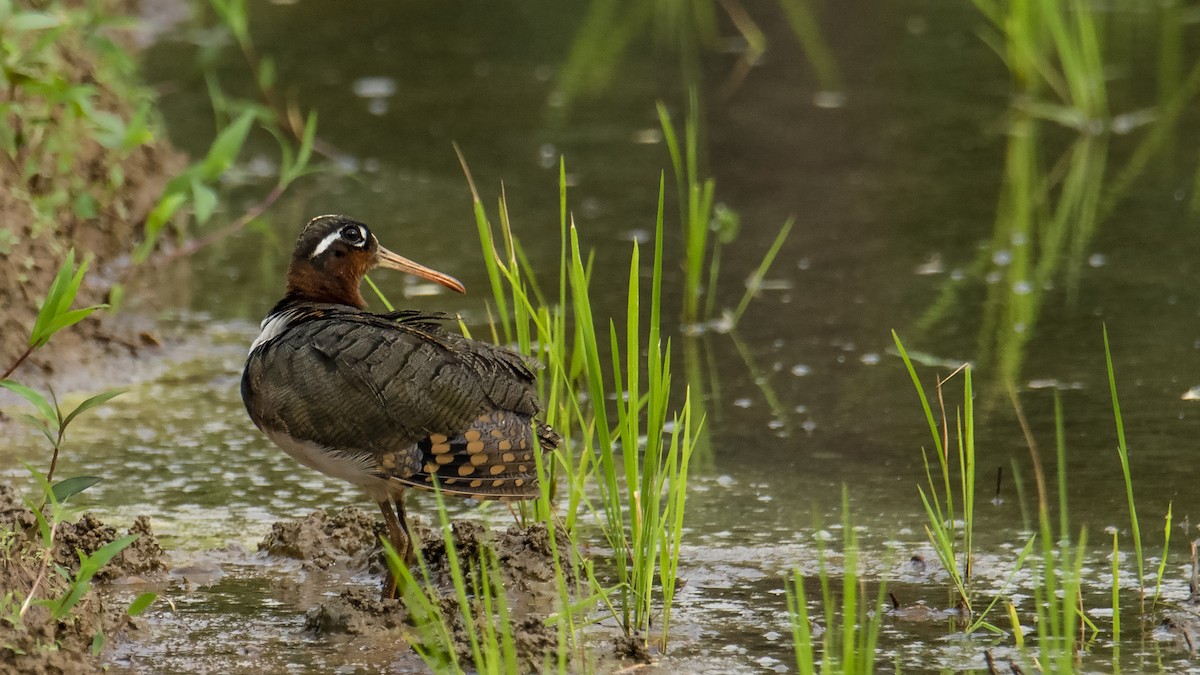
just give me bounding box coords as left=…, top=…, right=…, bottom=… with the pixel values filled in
left=260, top=506, right=568, bottom=670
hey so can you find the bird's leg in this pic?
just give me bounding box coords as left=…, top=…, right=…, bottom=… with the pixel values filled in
left=378, top=499, right=409, bottom=600
left=391, top=495, right=415, bottom=565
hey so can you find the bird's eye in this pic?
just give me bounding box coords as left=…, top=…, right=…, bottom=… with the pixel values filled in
left=340, top=225, right=365, bottom=246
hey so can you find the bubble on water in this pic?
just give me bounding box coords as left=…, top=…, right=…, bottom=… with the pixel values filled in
left=539, top=143, right=556, bottom=168
left=351, top=76, right=396, bottom=99
left=734, top=398, right=752, bottom=408
left=813, top=90, right=846, bottom=108
left=1013, top=280, right=1032, bottom=295
left=630, top=128, right=662, bottom=144
left=992, top=249, right=1012, bottom=266
left=1088, top=253, right=1106, bottom=267
left=860, top=353, right=880, bottom=365
left=790, top=363, right=811, bottom=377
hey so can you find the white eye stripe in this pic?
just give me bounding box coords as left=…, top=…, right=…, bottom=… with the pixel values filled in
left=309, top=224, right=368, bottom=259
left=309, top=229, right=344, bottom=259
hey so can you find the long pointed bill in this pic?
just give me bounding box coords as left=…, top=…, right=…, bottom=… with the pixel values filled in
left=374, top=246, right=466, bottom=294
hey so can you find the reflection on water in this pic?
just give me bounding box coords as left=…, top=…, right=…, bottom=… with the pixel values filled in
left=3, top=0, right=1200, bottom=671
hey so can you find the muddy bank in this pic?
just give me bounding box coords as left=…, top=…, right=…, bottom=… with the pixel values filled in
left=0, top=0, right=186, bottom=374
left=261, top=506, right=570, bottom=670
left=0, top=483, right=167, bottom=674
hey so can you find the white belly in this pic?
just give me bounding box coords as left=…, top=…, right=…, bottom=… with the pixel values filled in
left=265, top=430, right=395, bottom=502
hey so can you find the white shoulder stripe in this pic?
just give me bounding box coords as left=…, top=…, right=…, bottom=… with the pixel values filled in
left=249, top=312, right=295, bottom=353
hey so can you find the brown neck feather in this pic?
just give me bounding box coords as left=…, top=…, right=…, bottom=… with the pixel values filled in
left=283, top=258, right=370, bottom=309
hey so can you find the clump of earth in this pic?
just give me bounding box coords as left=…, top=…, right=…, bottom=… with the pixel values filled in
left=0, top=483, right=167, bottom=674
left=260, top=506, right=571, bottom=671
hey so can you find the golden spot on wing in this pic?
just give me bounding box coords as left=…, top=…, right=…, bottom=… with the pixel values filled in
left=444, top=478, right=458, bottom=485
left=492, top=479, right=506, bottom=487
left=518, top=465, right=528, bottom=473
left=502, top=452, right=516, bottom=463
left=498, top=440, right=512, bottom=451
left=470, top=453, right=488, bottom=466
left=466, top=440, right=485, bottom=454
left=470, top=479, right=482, bottom=488
left=464, top=430, right=482, bottom=442
left=523, top=453, right=533, bottom=461
left=381, top=453, right=396, bottom=470
left=490, top=429, right=504, bottom=439
left=517, top=438, right=528, bottom=450
left=423, top=462, right=438, bottom=474
left=489, top=464, right=506, bottom=475
left=514, top=479, right=525, bottom=487
left=431, top=443, right=452, bottom=455
left=424, top=475, right=435, bottom=482
left=429, top=433, right=448, bottom=444
left=458, top=464, right=475, bottom=477
left=435, top=453, right=454, bottom=465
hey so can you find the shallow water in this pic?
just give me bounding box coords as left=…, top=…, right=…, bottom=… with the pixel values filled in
left=5, top=0, right=1200, bottom=671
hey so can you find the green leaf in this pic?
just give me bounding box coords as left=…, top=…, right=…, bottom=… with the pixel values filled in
left=73, top=193, right=98, bottom=219
left=55, top=534, right=138, bottom=618
left=14, top=413, right=55, bottom=445
left=38, top=305, right=106, bottom=343
left=30, top=249, right=76, bottom=346
left=126, top=592, right=156, bottom=617
left=256, top=56, right=275, bottom=90
left=90, top=629, right=105, bottom=656
left=200, top=109, right=255, bottom=180
left=190, top=179, right=218, bottom=225
left=9, top=12, right=61, bottom=31
left=50, top=476, right=102, bottom=503
left=61, top=389, right=125, bottom=429
left=134, top=190, right=188, bottom=263
left=0, top=380, right=58, bottom=431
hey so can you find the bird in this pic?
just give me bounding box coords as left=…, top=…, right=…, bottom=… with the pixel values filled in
left=241, top=214, right=559, bottom=597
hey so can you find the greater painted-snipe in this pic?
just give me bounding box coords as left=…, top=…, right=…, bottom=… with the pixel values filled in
left=241, top=214, right=559, bottom=596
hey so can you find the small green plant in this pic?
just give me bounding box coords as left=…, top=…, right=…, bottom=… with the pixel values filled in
left=657, top=97, right=793, bottom=327
left=893, top=333, right=978, bottom=617
left=450, top=151, right=702, bottom=653
left=2, top=249, right=106, bottom=380
left=787, top=490, right=888, bottom=674
left=385, top=486, right=521, bottom=674
left=1102, top=326, right=1144, bottom=605
left=0, top=244, right=148, bottom=657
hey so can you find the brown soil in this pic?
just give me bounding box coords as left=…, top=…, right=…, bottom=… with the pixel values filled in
left=261, top=506, right=569, bottom=671
left=0, top=0, right=186, bottom=378
left=0, top=483, right=168, bottom=674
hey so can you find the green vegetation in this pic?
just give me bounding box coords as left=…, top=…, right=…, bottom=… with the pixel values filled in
left=787, top=490, right=888, bottom=674
left=870, top=330, right=1180, bottom=672
left=0, top=250, right=154, bottom=662
left=0, top=0, right=160, bottom=234
left=137, top=0, right=320, bottom=261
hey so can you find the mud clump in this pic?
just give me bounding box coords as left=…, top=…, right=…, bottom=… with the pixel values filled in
left=0, top=483, right=167, bottom=674
left=56, top=514, right=167, bottom=581
left=613, top=633, right=653, bottom=663
left=259, top=506, right=385, bottom=571
left=264, top=506, right=568, bottom=671
left=304, top=587, right=408, bottom=635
